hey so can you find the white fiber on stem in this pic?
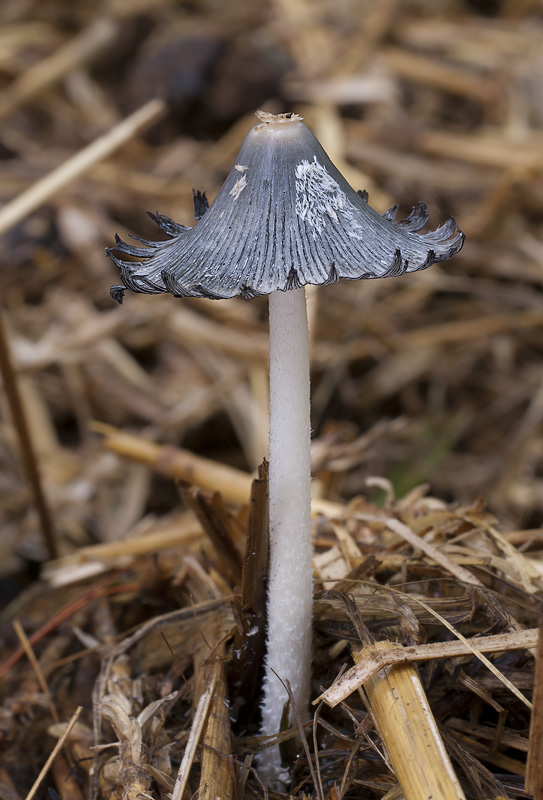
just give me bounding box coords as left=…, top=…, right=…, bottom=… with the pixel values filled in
left=259, top=286, right=313, bottom=785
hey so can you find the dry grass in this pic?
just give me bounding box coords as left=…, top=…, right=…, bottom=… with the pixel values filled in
left=0, top=0, right=542, bottom=797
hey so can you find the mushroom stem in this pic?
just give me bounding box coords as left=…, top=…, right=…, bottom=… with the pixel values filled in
left=260, top=286, right=313, bottom=783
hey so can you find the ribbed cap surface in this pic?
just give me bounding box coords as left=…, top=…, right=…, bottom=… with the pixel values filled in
left=109, top=112, right=464, bottom=301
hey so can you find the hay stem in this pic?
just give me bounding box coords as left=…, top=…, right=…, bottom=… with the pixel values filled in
left=23, top=706, right=83, bottom=800
left=359, top=641, right=466, bottom=800
left=0, top=308, right=57, bottom=559
left=0, top=98, right=165, bottom=236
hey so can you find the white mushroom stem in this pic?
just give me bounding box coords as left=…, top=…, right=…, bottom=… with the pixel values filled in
left=259, top=286, right=313, bottom=783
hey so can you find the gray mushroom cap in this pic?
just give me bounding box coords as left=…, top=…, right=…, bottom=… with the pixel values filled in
left=109, top=111, right=464, bottom=302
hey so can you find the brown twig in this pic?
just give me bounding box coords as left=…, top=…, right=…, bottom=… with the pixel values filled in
left=0, top=575, right=136, bottom=680
left=230, top=461, right=269, bottom=727
left=0, top=308, right=58, bottom=559
left=12, top=619, right=59, bottom=724
left=23, top=705, right=83, bottom=800
left=526, top=616, right=543, bottom=797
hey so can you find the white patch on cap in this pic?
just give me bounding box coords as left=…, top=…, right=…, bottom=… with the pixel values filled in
left=234, top=164, right=248, bottom=172
left=229, top=173, right=247, bottom=201
left=295, top=156, right=365, bottom=239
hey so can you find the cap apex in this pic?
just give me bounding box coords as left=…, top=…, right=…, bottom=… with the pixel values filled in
left=254, top=110, right=304, bottom=125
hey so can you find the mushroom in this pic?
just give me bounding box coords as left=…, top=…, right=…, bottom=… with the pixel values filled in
left=108, top=110, right=464, bottom=785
